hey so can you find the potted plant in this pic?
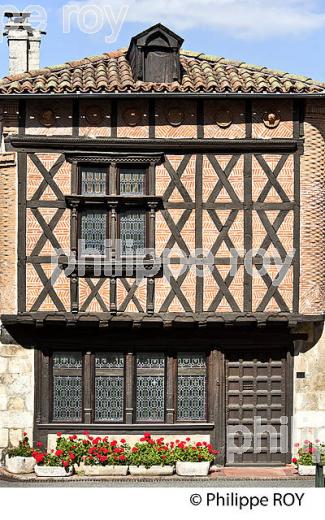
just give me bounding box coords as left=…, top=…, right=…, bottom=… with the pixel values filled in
left=5, top=432, right=37, bottom=474
left=33, top=449, right=74, bottom=477
left=292, top=440, right=325, bottom=476
left=128, top=433, right=175, bottom=476
left=173, top=438, right=219, bottom=476
left=83, top=437, right=130, bottom=476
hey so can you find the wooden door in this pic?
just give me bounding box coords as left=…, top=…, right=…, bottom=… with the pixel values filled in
left=226, top=349, right=288, bottom=465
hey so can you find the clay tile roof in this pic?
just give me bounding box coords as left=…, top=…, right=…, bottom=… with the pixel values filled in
left=0, top=48, right=323, bottom=95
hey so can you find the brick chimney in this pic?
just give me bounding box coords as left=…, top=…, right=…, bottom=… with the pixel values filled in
left=3, top=12, right=46, bottom=75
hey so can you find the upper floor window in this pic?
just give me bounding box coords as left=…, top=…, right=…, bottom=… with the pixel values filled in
left=79, top=164, right=148, bottom=258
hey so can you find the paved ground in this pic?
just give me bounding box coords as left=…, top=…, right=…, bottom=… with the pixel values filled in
left=0, top=466, right=315, bottom=487
left=0, top=477, right=315, bottom=487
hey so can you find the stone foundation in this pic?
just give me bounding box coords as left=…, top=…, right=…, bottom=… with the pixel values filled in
left=0, top=342, right=34, bottom=463
left=293, top=331, right=325, bottom=447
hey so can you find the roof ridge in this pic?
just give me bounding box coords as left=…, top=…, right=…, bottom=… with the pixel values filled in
left=0, top=47, right=323, bottom=93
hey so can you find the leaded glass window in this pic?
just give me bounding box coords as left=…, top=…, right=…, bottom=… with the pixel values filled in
left=52, top=352, right=82, bottom=421
left=81, top=166, right=107, bottom=195
left=136, top=353, right=165, bottom=422
left=95, top=353, right=124, bottom=422
left=177, top=352, right=207, bottom=421
left=120, top=210, right=146, bottom=256
left=80, top=209, right=106, bottom=255
left=119, top=167, right=146, bottom=196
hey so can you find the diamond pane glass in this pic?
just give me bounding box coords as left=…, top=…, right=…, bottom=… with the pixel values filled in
left=119, top=168, right=145, bottom=196
left=95, top=376, right=124, bottom=422
left=136, top=353, right=165, bottom=369
left=81, top=166, right=107, bottom=195
left=120, top=210, right=146, bottom=256
left=53, top=376, right=82, bottom=421
left=178, top=353, right=206, bottom=368
left=177, top=376, right=206, bottom=421
left=95, top=353, right=124, bottom=369
left=136, top=376, right=164, bottom=421
left=81, top=209, right=106, bottom=255
left=53, top=352, right=82, bottom=369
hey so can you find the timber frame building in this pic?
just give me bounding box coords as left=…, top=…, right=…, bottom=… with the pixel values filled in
left=0, top=17, right=325, bottom=465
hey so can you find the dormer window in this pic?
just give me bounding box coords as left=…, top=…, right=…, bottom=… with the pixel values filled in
left=126, top=23, right=183, bottom=83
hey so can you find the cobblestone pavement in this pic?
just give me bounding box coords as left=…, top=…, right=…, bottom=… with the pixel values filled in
left=0, top=476, right=315, bottom=488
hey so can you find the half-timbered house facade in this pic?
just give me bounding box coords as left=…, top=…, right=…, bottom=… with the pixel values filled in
left=0, top=18, right=324, bottom=465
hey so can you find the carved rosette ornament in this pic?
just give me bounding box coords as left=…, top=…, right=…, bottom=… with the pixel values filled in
left=215, top=107, right=233, bottom=128
left=85, top=105, right=104, bottom=125
left=39, top=108, right=56, bottom=127
left=263, top=110, right=281, bottom=129
left=123, top=107, right=142, bottom=126
left=166, top=106, right=185, bottom=126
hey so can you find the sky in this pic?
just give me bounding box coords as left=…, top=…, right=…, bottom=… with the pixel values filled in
left=1, top=0, right=325, bottom=80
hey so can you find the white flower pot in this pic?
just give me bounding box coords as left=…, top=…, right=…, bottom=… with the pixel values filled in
left=129, top=465, right=174, bottom=476
left=84, top=465, right=128, bottom=476
left=5, top=455, right=35, bottom=474
left=298, top=465, right=325, bottom=476
left=176, top=461, right=210, bottom=476
left=35, top=465, right=74, bottom=477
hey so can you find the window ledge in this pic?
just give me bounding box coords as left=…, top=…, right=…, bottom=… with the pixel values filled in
left=65, top=195, right=163, bottom=208
left=58, top=256, right=163, bottom=278
left=36, top=423, right=214, bottom=431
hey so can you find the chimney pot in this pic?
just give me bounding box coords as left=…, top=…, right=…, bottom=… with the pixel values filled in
left=4, top=12, right=46, bottom=75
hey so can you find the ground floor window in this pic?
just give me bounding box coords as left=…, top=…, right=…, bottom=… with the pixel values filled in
left=49, top=350, right=208, bottom=424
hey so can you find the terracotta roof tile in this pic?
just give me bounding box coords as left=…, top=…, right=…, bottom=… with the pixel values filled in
left=0, top=49, right=323, bottom=94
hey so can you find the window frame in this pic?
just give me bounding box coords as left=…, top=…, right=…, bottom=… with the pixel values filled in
left=46, top=349, right=210, bottom=426
left=63, top=157, right=162, bottom=276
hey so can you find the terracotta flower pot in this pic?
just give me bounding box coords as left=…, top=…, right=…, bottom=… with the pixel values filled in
left=129, top=465, right=174, bottom=476
left=35, top=465, right=74, bottom=477
left=5, top=455, right=35, bottom=474
left=83, top=465, right=128, bottom=476
left=176, top=461, right=210, bottom=476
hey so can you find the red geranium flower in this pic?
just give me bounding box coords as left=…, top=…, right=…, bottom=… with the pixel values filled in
left=55, top=450, right=63, bottom=457
left=110, top=440, right=117, bottom=447
left=82, top=431, right=89, bottom=436
left=119, top=455, right=126, bottom=461
left=23, top=432, right=27, bottom=437
left=196, top=442, right=202, bottom=447
left=36, top=441, right=43, bottom=447
left=292, top=457, right=298, bottom=464
left=144, top=432, right=151, bottom=437
left=120, top=438, right=126, bottom=444
left=62, top=460, right=69, bottom=468
left=186, top=437, right=191, bottom=442
left=131, top=447, right=138, bottom=453
left=56, top=432, right=62, bottom=437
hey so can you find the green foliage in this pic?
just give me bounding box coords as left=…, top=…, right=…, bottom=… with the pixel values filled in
left=128, top=436, right=174, bottom=468
left=83, top=437, right=130, bottom=466
left=292, top=440, right=325, bottom=466
left=7, top=433, right=34, bottom=458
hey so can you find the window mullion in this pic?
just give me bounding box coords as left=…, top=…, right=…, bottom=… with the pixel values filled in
left=83, top=351, right=93, bottom=424
left=166, top=353, right=175, bottom=423
left=125, top=352, right=134, bottom=424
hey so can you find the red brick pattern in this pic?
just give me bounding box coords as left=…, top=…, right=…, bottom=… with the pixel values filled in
left=204, top=100, right=246, bottom=139
left=300, top=101, right=325, bottom=314
left=25, top=100, right=73, bottom=136
left=0, top=153, right=17, bottom=315
left=117, top=100, right=149, bottom=138
left=252, top=100, right=294, bottom=139
left=79, top=100, right=112, bottom=138
left=155, top=100, right=197, bottom=139
left=79, top=278, right=110, bottom=312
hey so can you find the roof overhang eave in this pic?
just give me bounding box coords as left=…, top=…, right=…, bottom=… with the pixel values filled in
left=0, top=91, right=325, bottom=99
